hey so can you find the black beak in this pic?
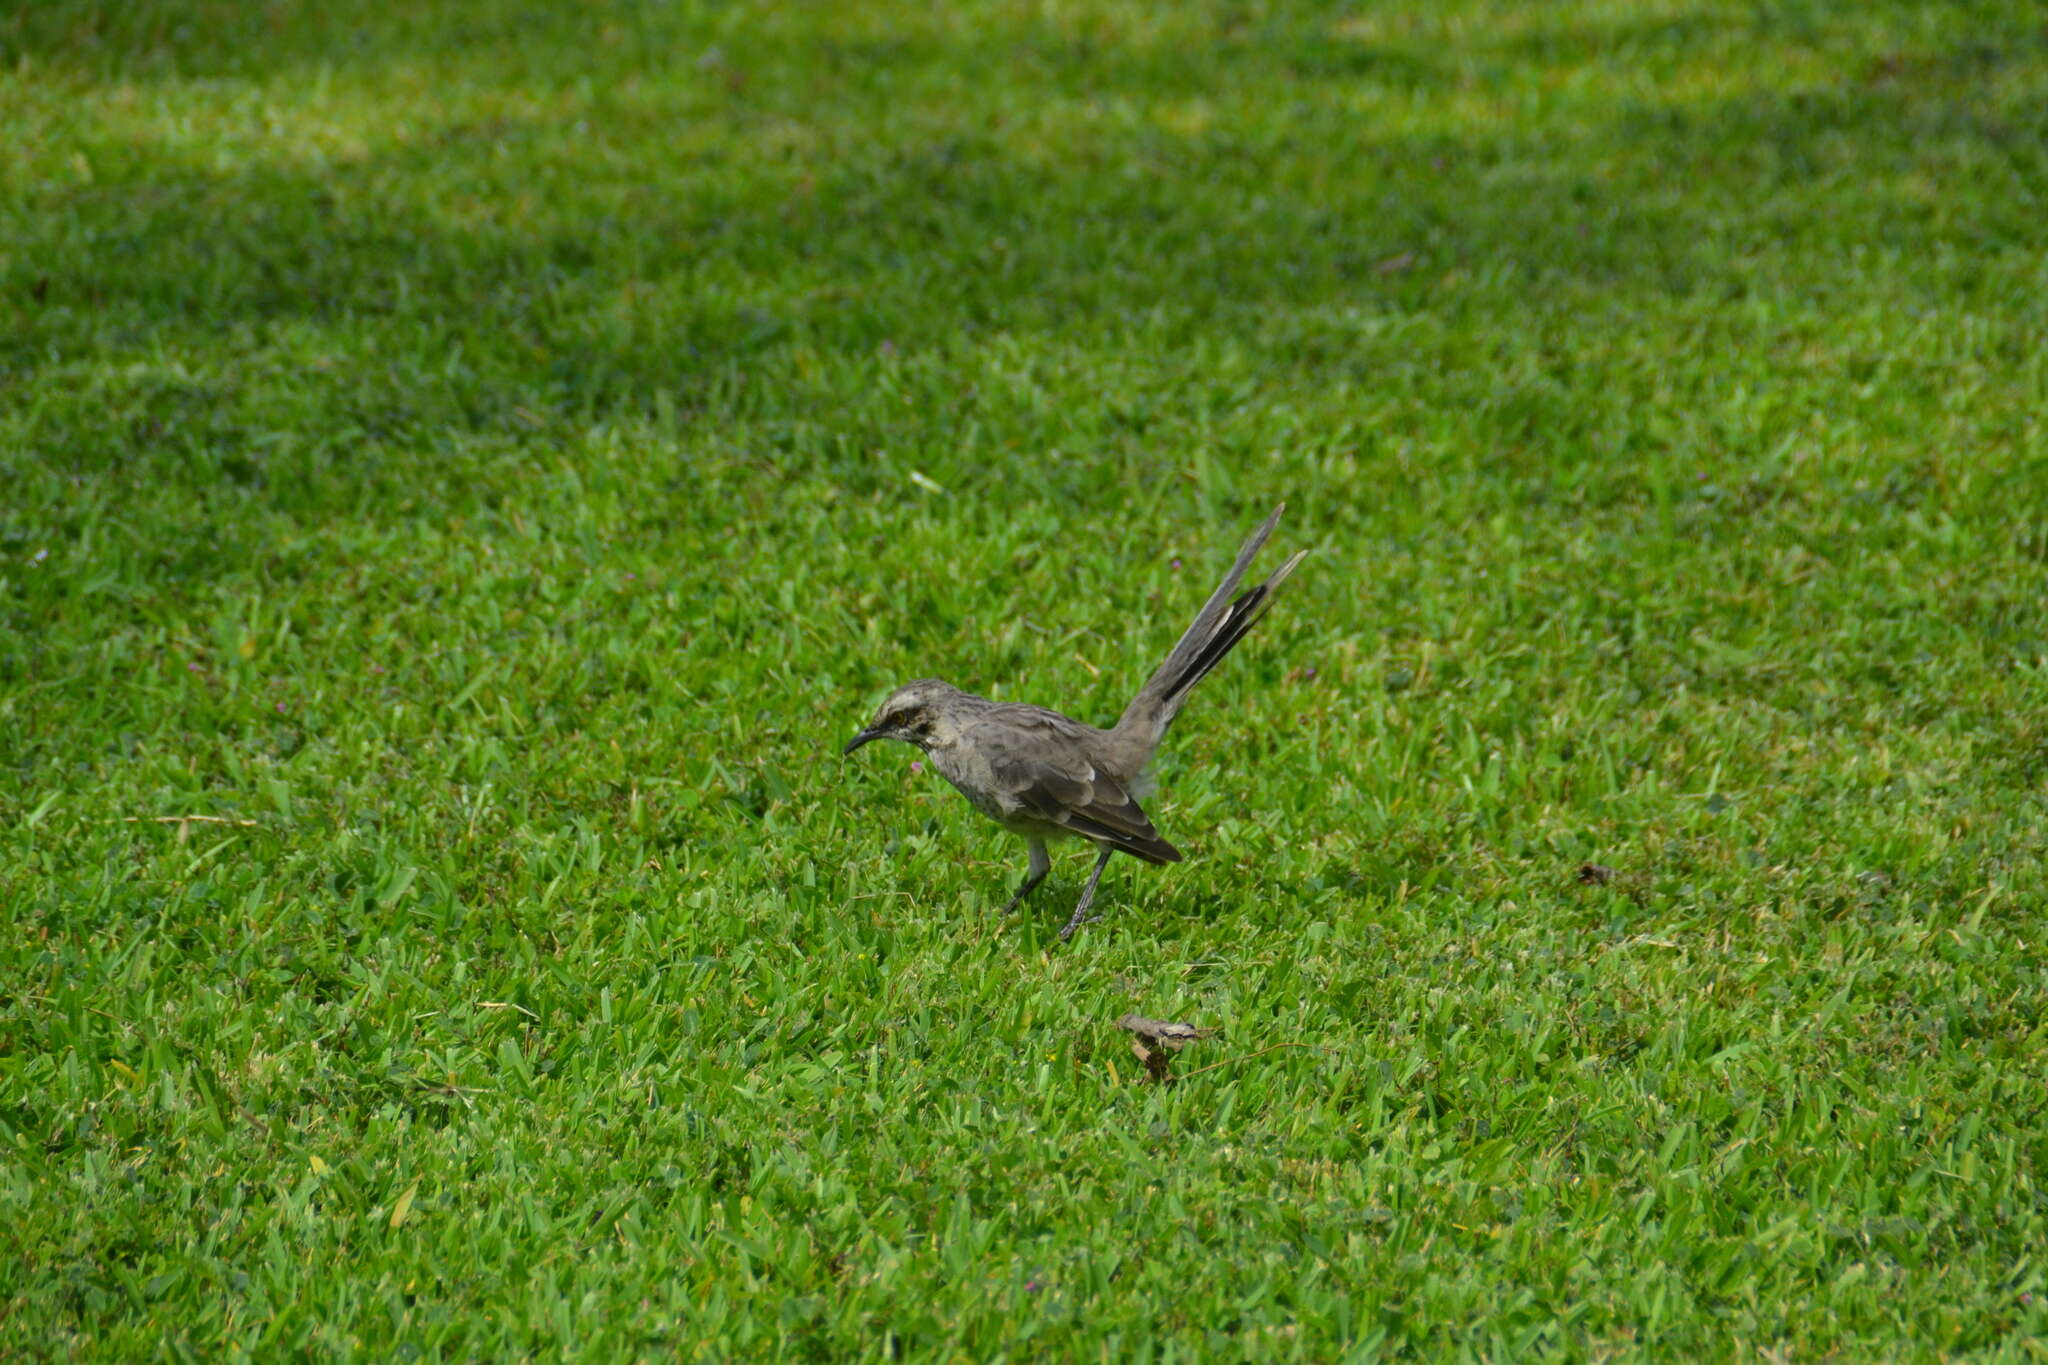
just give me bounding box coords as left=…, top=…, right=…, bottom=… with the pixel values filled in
left=842, top=727, right=884, bottom=756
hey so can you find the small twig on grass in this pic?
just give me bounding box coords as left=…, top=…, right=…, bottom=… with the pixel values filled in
left=1116, top=1013, right=1220, bottom=1084
left=116, top=815, right=262, bottom=827
left=1114, top=1016, right=1340, bottom=1084
left=85, top=1006, right=139, bottom=1033
left=477, top=1001, right=539, bottom=1019
left=1175, top=1041, right=1323, bottom=1080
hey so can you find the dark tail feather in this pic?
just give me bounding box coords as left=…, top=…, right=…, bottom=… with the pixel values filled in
left=1114, top=506, right=1305, bottom=754
left=1152, top=559, right=1303, bottom=711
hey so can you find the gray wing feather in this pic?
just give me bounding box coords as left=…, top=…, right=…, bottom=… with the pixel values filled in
left=979, top=709, right=1184, bottom=865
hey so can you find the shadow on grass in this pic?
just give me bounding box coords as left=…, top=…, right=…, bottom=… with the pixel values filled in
left=4, top=0, right=2043, bottom=520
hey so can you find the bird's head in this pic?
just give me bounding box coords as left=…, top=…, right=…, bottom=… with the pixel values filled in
left=842, top=678, right=961, bottom=756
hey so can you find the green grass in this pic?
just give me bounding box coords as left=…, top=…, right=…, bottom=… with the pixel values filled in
left=4, top=0, right=2047, bottom=1357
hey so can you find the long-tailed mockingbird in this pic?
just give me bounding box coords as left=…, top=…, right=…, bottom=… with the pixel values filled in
left=843, top=505, right=1306, bottom=940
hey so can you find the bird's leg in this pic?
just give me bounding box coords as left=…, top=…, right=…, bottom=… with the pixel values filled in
left=1058, top=845, right=1116, bottom=941
left=1000, top=839, right=1051, bottom=914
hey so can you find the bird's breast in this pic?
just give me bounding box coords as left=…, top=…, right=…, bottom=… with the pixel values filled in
left=922, top=746, right=1007, bottom=820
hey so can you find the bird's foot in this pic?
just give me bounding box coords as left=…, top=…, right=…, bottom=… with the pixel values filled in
left=1057, top=910, right=1103, bottom=941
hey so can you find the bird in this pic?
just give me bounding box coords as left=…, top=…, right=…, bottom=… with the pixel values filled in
left=842, top=504, right=1307, bottom=940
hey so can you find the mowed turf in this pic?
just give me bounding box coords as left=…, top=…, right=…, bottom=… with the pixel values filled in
left=3, top=0, right=2046, bottom=1358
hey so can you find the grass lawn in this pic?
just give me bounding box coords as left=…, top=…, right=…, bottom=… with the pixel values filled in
left=4, top=0, right=2047, bottom=1357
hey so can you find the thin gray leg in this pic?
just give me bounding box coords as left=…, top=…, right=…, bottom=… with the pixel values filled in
left=1058, top=845, right=1116, bottom=941
left=1000, top=839, right=1051, bottom=914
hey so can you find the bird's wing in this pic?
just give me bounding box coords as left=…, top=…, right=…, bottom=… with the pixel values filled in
left=980, top=708, right=1184, bottom=866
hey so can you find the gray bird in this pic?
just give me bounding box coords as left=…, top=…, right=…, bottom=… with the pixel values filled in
left=843, top=505, right=1307, bottom=939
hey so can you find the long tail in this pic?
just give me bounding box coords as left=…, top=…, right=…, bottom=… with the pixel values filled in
left=1112, top=504, right=1307, bottom=760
